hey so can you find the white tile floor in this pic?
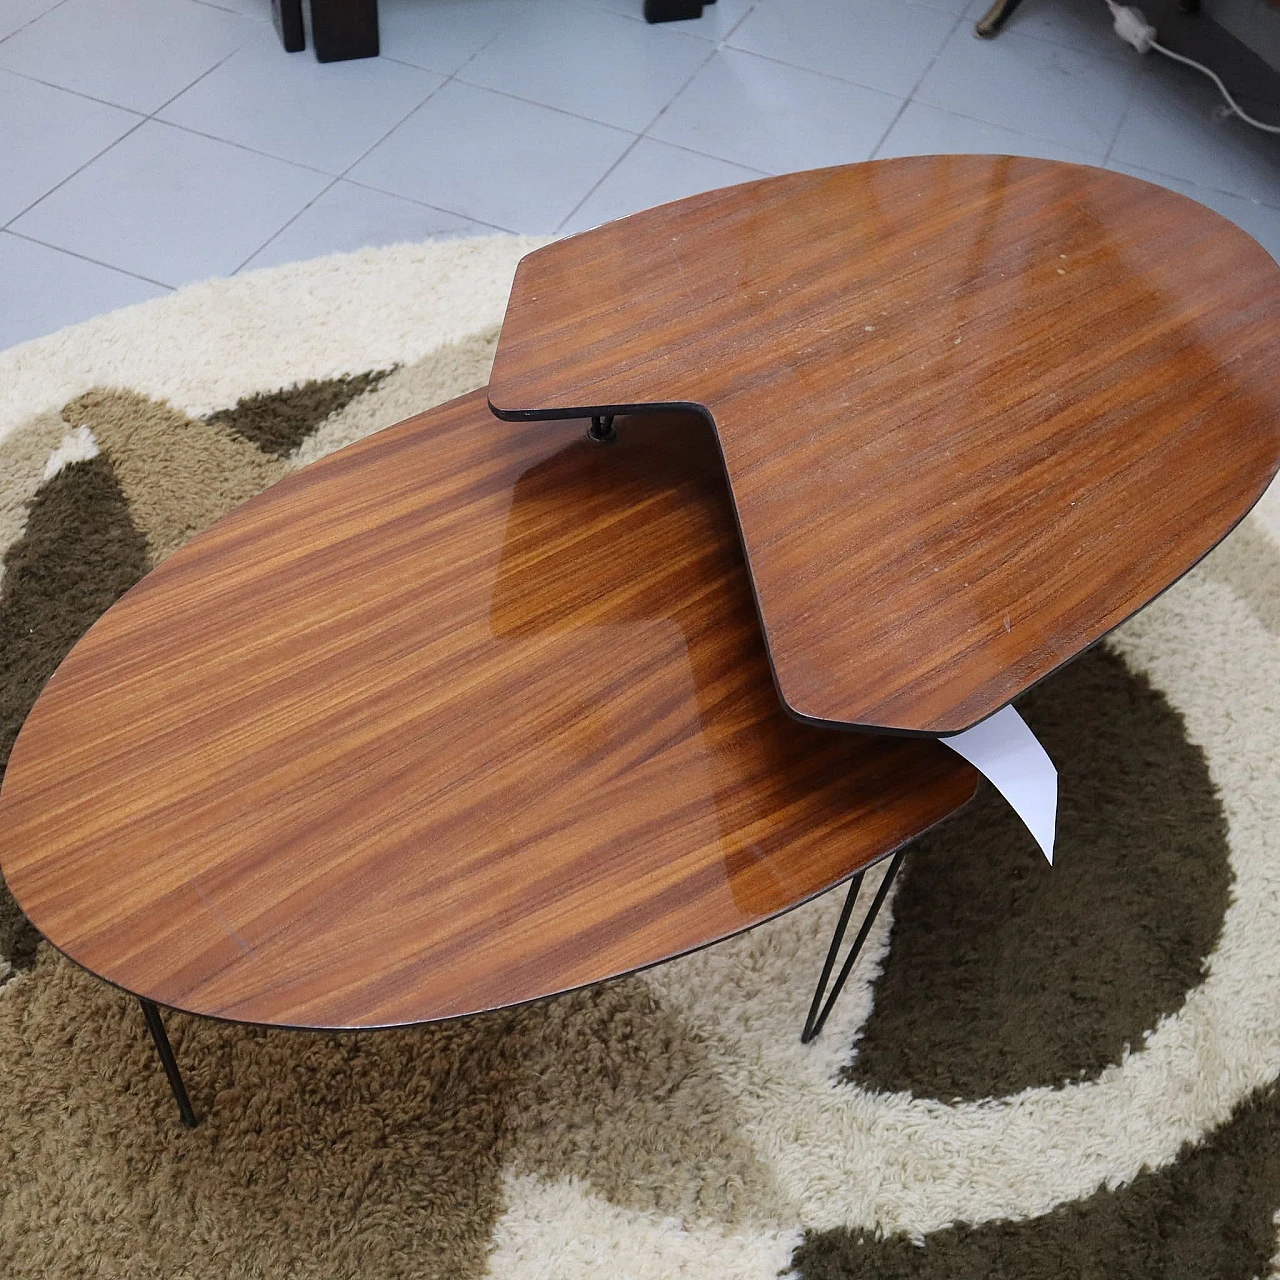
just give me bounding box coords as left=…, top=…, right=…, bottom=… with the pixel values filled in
left=1, top=0, right=1278, bottom=349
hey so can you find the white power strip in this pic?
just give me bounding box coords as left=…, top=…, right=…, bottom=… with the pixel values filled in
left=1103, top=0, right=1280, bottom=133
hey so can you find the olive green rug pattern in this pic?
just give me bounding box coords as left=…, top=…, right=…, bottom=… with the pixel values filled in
left=0, top=236, right=1278, bottom=1280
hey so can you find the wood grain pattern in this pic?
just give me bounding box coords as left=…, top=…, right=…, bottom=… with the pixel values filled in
left=488, top=156, right=1280, bottom=734
left=0, top=393, right=976, bottom=1029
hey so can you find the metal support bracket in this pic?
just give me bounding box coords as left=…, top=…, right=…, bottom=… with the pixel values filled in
left=588, top=414, right=617, bottom=444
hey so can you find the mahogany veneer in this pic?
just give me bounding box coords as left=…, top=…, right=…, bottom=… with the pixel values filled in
left=488, top=156, right=1280, bottom=734
left=0, top=395, right=976, bottom=1030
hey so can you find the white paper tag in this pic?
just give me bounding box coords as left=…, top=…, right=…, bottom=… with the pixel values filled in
left=939, top=705, right=1058, bottom=864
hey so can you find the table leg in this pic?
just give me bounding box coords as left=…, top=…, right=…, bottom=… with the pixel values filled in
left=310, top=0, right=380, bottom=61
left=139, top=998, right=199, bottom=1128
left=272, top=0, right=305, bottom=52
left=800, top=848, right=907, bottom=1043
left=644, top=0, right=717, bottom=23
left=588, top=415, right=617, bottom=444
left=974, top=0, right=1027, bottom=38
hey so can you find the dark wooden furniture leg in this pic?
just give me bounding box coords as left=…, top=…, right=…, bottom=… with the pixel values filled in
left=310, top=0, right=379, bottom=61
left=975, top=0, right=1027, bottom=38
left=139, top=999, right=199, bottom=1128
left=645, top=0, right=717, bottom=23
left=272, top=0, right=305, bottom=52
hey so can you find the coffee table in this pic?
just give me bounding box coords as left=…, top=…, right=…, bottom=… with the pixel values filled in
left=0, top=396, right=977, bottom=1126
left=489, top=157, right=1280, bottom=734
left=2, top=157, right=1277, bottom=1128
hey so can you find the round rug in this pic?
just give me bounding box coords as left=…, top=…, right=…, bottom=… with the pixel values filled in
left=1, top=235, right=1279, bottom=1280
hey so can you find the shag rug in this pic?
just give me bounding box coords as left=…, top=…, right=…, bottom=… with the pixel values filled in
left=1, top=234, right=1279, bottom=1280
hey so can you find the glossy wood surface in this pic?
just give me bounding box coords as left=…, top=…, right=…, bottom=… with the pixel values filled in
left=0, top=393, right=976, bottom=1029
left=488, top=156, right=1280, bottom=734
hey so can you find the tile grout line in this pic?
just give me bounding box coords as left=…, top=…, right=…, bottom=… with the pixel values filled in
left=553, top=46, right=719, bottom=234
left=674, top=35, right=924, bottom=100
left=554, top=3, right=760, bottom=235
left=959, top=12, right=1141, bottom=68
left=2, top=228, right=175, bottom=290
left=229, top=29, right=515, bottom=275
left=877, top=100, right=1112, bottom=163
left=627, top=133, right=770, bottom=172
left=143, top=36, right=265, bottom=120
left=434, top=75, right=641, bottom=135
left=379, top=53, right=454, bottom=72
left=12, top=33, right=334, bottom=278
left=340, top=176, right=517, bottom=227
left=720, top=5, right=1142, bottom=84
left=0, top=0, right=69, bottom=49
left=234, top=20, right=535, bottom=268
left=228, top=173, right=346, bottom=275
left=2, top=4, right=1171, bottom=210
left=1102, top=50, right=1150, bottom=164
left=355, top=20, right=559, bottom=234
left=4, top=0, right=1274, bottom=296
left=0, top=0, right=255, bottom=111
left=338, top=19, right=649, bottom=242
left=869, top=7, right=970, bottom=161
left=242, top=5, right=913, bottom=245
left=577, top=0, right=979, bottom=24
left=136, top=118, right=343, bottom=175
left=337, top=176, right=518, bottom=232
left=551, top=136, right=645, bottom=236
left=1, top=115, right=149, bottom=231
left=433, top=5, right=1192, bottom=167
left=6, top=35, right=252, bottom=235
left=185, top=0, right=266, bottom=15
left=859, top=13, right=1150, bottom=166
left=238, top=2, right=652, bottom=270
left=0, top=64, right=152, bottom=113
left=1104, top=158, right=1280, bottom=212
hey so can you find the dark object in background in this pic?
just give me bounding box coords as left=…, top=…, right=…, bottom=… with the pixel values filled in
left=645, top=0, right=718, bottom=21
left=272, top=0, right=720, bottom=59
left=974, top=0, right=1027, bottom=38
left=272, top=0, right=305, bottom=53
left=311, top=0, right=379, bottom=62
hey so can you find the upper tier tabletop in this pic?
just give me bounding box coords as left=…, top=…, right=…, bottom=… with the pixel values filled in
left=0, top=393, right=975, bottom=1030
left=488, top=156, right=1280, bottom=735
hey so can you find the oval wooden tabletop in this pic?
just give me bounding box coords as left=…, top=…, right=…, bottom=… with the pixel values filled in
left=488, top=156, right=1280, bottom=735
left=0, top=393, right=976, bottom=1030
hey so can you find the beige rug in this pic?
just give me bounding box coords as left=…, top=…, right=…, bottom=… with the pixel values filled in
left=1, top=235, right=1278, bottom=1280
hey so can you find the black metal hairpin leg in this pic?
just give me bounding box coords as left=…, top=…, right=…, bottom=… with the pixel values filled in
left=139, top=998, right=199, bottom=1128
left=801, top=849, right=907, bottom=1043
